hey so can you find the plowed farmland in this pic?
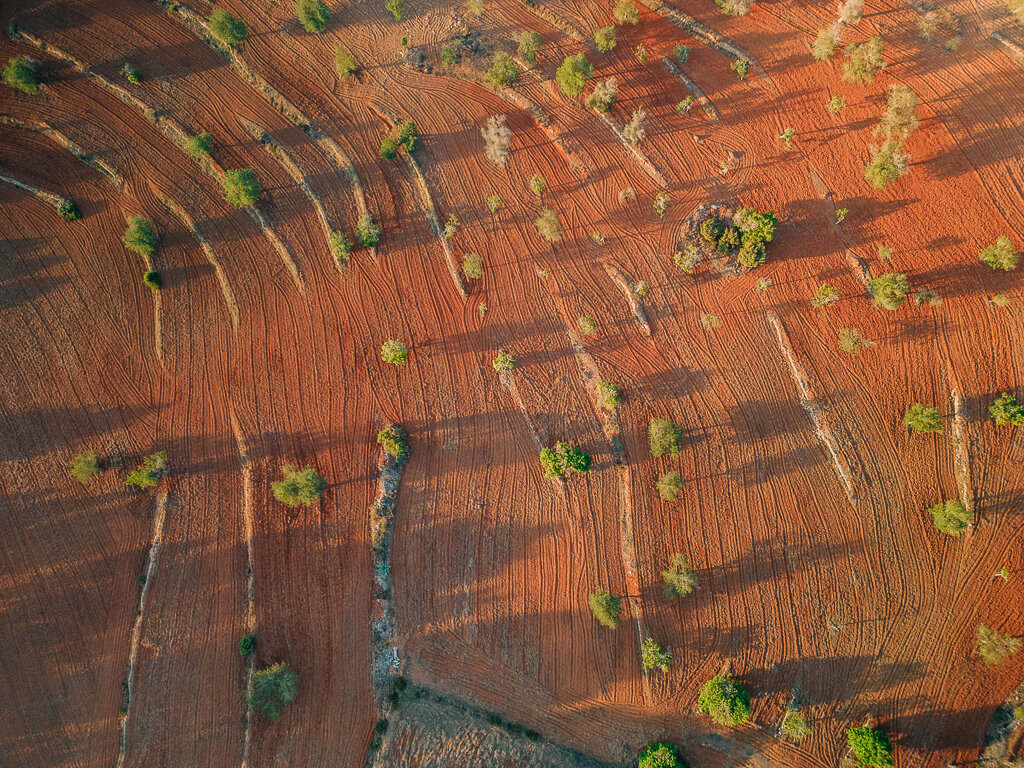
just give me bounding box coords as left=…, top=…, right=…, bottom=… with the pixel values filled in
left=2, top=0, right=1024, bottom=766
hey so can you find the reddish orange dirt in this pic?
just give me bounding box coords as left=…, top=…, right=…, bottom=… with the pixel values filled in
left=2, top=0, right=1024, bottom=766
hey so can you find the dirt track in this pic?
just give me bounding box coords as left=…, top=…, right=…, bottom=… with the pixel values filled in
left=2, top=0, right=1024, bottom=766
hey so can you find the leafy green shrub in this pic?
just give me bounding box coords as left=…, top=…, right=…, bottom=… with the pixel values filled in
left=674, top=44, right=691, bottom=63
left=377, top=425, right=409, bottom=460
left=272, top=464, right=326, bottom=506
left=639, top=743, right=682, bottom=768
left=379, top=136, right=400, bottom=160
left=539, top=442, right=592, bottom=478
left=588, top=587, right=622, bottom=628
left=70, top=452, right=100, bottom=483
left=928, top=499, right=970, bottom=535
left=990, top=392, right=1024, bottom=426
left=555, top=54, right=593, bottom=96
left=595, top=26, right=616, bottom=52
left=238, top=633, right=256, bottom=656
left=828, top=95, right=846, bottom=113
left=657, top=471, right=683, bottom=501
left=865, top=140, right=909, bottom=189
left=297, top=0, right=330, bottom=32
left=811, top=284, right=840, bottom=307
left=514, top=30, right=542, bottom=64
left=209, top=8, right=248, bottom=46
left=224, top=169, right=260, bottom=208
left=487, top=52, right=519, bottom=88
left=143, top=271, right=161, bottom=292
left=700, top=217, right=724, bottom=243
left=716, top=226, right=740, bottom=253
left=440, top=41, right=461, bottom=66
left=904, top=403, right=943, bottom=435
left=780, top=710, right=810, bottom=741
left=697, top=674, right=751, bottom=726
left=492, top=350, right=515, bottom=372
left=977, top=624, right=1021, bottom=665
left=125, top=451, right=169, bottom=488
left=676, top=96, right=695, bottom=114
left=869, top=272, right=909, bottom=310
left=381, top=340, right=408, bottom=365
left=385, top=0, right=404, bottom=21
left=596, top=380, right=621, bottom=410
left=843, top=36, right=885, bottom=83
left=649, top=417, right=682, bottom=458
left=336, top=47, right=358, bottom=77
left=662, top=553, right=697, bottom=598
left=330, top=232, right=352, bottom=263
left=250, top=663, right=299, bottom=720
left=123, top=217, right=158, bottom=257
left=187, top=131, right=214, bottom=160
left=535, top=207, right=561, bottom=242
left=641, top=637, right=671, bottom=672
left=577, top=315, right=597, bottom=335
left=812, top=26, right=839, bottom=61
left=462, top=252, right=483, bottom=279
left=979, top=236, right=1019, bottom=271
left=847, top=726, right=893, bottom=767
left=121, top=63, right=141, bottom=84
left=357, top=213, right=382, bottom=247
left=58, top=200, right=81, bottom=222
left=654, top=193, right=670, bottom=218
left=3, top=56, right=38, bottom=94
left=614, top=0, right=639, bottom=24
left=731, top=58, right=750, bottom=79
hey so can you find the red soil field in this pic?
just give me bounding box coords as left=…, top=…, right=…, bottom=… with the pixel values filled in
left=2, top=0, right=1024, bottom=766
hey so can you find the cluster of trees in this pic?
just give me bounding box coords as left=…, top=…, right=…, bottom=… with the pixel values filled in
left=698, top=209, right=778, bottom=269
left=538, top=442, right=592, bottom=478
left=379, top=120, right=419, bottom=160
left=866, top=86, right=919, bottom=189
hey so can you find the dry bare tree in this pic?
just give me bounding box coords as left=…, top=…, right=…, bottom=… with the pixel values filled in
left=623, top=108, right=647, bottom=146
left=481, top=114, right=511, bottom=167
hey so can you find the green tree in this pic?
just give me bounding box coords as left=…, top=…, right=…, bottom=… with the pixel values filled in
left=330, top=232, right=352, bottom=263
left=865, top=140, right=908, bottom=189
left=223, top=169, right=260, bottom=207
left=700, top=217, right=724, bottom=243
left=657, top=471, right=683, bottom=502
left=125, top=451, right=169, bottom=488
left=577, top=315, right=597, bottom=335
left=209, top=8, right=248, bottom=46
left=662, top=553, right=697, bottom=598
left=296, top=0, right=330, bottom=32
left=492, top=350, right=515, bottom=372
left=336, top=47, right=358, bottom=77
left=121, top=63, right=142, bottom=84
left=639, top=743, right=682, bottom=768
left=238, top=633, right=256, bottom=656
left=539, top=442, right=592, bottom=478
left=487, top=52, right=519, bottom=88
left=3, top=56, right=38, bottom=94
left=811, top=284, right=840, bottom=307
left=385, top=0, right=404, bottom=20
left=842, top=36, right=885, bottom=83
left=70, top=452, right=100, bottom=483
left=979, top=236, right=1019, bottom=271
left=595, top=26, right=616, bottom=52
left=990, top=392, right=1024, bottom=426
left=649, top=417, right=682, bottom=458
left=588, top=587, right=622, bottom=628
left=376, top=136, right=399, bottom=159
left=186, top=131, right=214, bottom=160
left=596, top=380, right=621, bottom=410
left=250, top=662, right=299, bottom=720
left=381, top=340, right=408, bottom=365
left=357, top=213, right=382, bottom=247
left=122, top=216, right=158, bottom=257
left=977, top=624, right=1021, bottom=665
left=869, top=272, right=909, bottom=310
left=397, top=120, right=418, bottom=152
left=377, top=425, right=409, bottom=460
left=928, top=499, right=970, bottom=536
left=555, top=54, right=593, bottom=96
left=271, top=464, right=325, bottom=506
left=58, top=201, right=81, bottom=222
left=614, top=0, right=639, bottom=24
left=641, top=637, right=671, bottom=672
left=847, top=726, right=893, bottom=768
left=535, top=207, right=561, bottom=242
left=697, top=673, right=751, bottom=726
left=514, top=31, right=542, bottom=65
left=904, top=403, right=943, bottom=435
left=462, top=252, right=483, bottom=279
left=143, top=271, right=161, bottom=292
left=780, top=710, right=810, bottom=741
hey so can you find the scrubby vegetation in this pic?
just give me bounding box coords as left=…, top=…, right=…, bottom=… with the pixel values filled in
left=514, top=31, right=542, bottom=64
left=649, top=417, right=682, bottom=458
left=385, top=0, right=404, bottom=21
left=125, top=451, right=169, bottom=488
left=186, top=131, right=214, bottom=160
left=330, top=232, right=352, bottom=263
left=487, top=53, right=519, bottom=88
left=847, top=725, right=894, bottom=767
left=865, top=141, right=909, bottom=189
left=3, top=56, right=38, bottom=94
left=535, top=207, right=561, bottom=242
left=296, top=0, right=331, bottom=33
left=640, top=637, right=671, bottom=672
left=662, top=553, right=697, bottom=598
left=121, top=63, right=141, bottom=84
left=529, top=174, right=546, bottom=195
left=462, top=252, right=483, bottom=279
left=595, top=380, right=621, bottom=410
left=697, top=673, right=751, bottom=726
left=811, top=284, right=840, bottom=307
left=812, top=26, right=840, bottom=61
left=58, top=201, right=81, bottom=222
left=250, top=662, right=299, bottom=720
left=588, top=587, right=622, bottom=628
left=381, top=340, right=408, bottom=365
left=481, top=114, right=511, bottom=167
left=209, top=8, right=248, bottom=46
left=70, top=452, right=100, bottom=483
left=492, top=350, right=515, bottom=372
left=990, top=392, right=1024, bottom=426
left=577, top=315, right=597, bottom=335
left=586, top=77, right=617, bottom=113
left=623, top=109, right=646, bottom=145
left=377, top=425, right=409, bottom=460
left=979, top=236, right=1019, bottom=271
left=223, top=169, right=260, bottom=208
left=357, top=213, right=383, bottom=247
left=904, top=403, right=943, bottom=435
left=870, top=272, right=910, bottom=310
left=731, top=59, right=750, bottom=80
left=780, top=710, right=811, bottom=741
left=122, top=217, right=158, bottom=257
left=638, top=743, right=683, bottom=768
left=843, top=36, right=885, bottom=83
left=595, top=26, right=616, bottom=52
left=335, top=47, right=358, bottom=77
left=656, top=471, right=683, bottom=502
left=272, top=464, right=326, bottom=506
left=555, top=54, right=593, bottom=96
left=539, top=442, right=592, bottom=478
left=928, top=499, right=971, bottom=536
left=976, top=624, right=1021, bottom=665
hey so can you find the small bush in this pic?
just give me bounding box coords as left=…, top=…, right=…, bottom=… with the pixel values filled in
left=224, top=169, right=260, bottom=208
left=919, top=8, right=961, bottom=44
left=979, top=236, right=1019, bottom=271
left=3, top=56, right=38, bottom=95
left=731, top=59, right=750, bottom=80
left=482, top=114, right=511, bottom=166
left=928, top=499, right=970, bottom=536
left=535, top=207, right=561, bottom=242
left=187, top=131, right=214, bottom=160
left=586, top=77, right=618, bottom=113
left=879, top=85, right=919, bottom=140
left=397, top=120, right=418, bottom=152
left=486, top=195, right=502, bottom=213
left=297, top=0, right=330, bottom=32
left=656, top=471, right=683, bottom=501
left=143, top=271, right=161, bottom=292
left=123, top=216, right=158, bottom=257
left=623, top=109, right=646, bottom=146
left=377, top=425, right=409, bottom=460
left=70, top=452, right=100, bottom=483
left=716, top=0, right=754, bottom=16
left=810, top=284, right=840, bottom=308
left=336, top=47, right=358, bottom=77
left=514, top=31, right=542, bottom=65
left=977, top=624, right=1021, bottom=665
left=357, top=213, right=382, bottom=247
left=466, top=0, right=485, bottom=16
left=58, top=200, right=81, bottom=222
left=840, top=0, right=865, bottom=23
left=812, top=26, right=839, bottom=61
left=843, top=36, right=885, bottom=83
left=674, top=44, right=691, bottom=64
left=870, top=272, right=909, bottom=310
left=780, top=711, right=810, bottom=741
left=238, top=633, right=256, bottom=656
left=649, top=417, right=682, bottom=458
left=125, top=451, right=169, bottom=488
left=555, top=54, right=593, bottom=96
left=529, top=174, right=546, bottom=195
left=121, top=63, right=141, bottom=84
left=250, top=662, right=299, bottom=720
left=379, top=136, right=398, bottom=161
left=614, top=0, right=639, bottom=24
left=639, top=743, right=682, bottom=768
left=619, top=187, right=636, bottom=202
left=716, top=226, right=740, bottom=253
left=904, top=403, right=943, bottom=435
left=272, top=465, right=325, bottom=506
left=662, top=553, right=697, bottom=598
left=440, top=41, right=461, bottom=66
left=442, top=213, right=459, bottom=239
left=330, top=232, right=352, bottom=263
left=462, top=252, right=483, bottom=279
left=596, top=380, right=621, bottom=410
left=847, top=726, right=893, bottom=768
left=828, top=95, right=846, bottom=113
left=381, top=340, right=408, bottom=365
left=595, top=26, right=616, bottom=52
left=779, top=127, right=795, bottom=148
left=700, top=313, right=722, bottom=329
left=865, top=140, right=909, bottom=189
left=991, top=293, right=1011, bottom=308
left=838, top=327, right=875, bottom=355
left=990, top=392, right=1024, bottom=426
left=492, top=350, right=515, bottom=372
left=209, top=8, right=247, bottom=46
left=700, top=217, right=724, bottom=243
left=676, top=96, right=695, bottom=114
left=697, top=673, right=751, bottom=727
left=674, top=248, right=699, bottom=273
left=640, top=637, right=671, bottom=672
left=577, top=315, right=597, bottom=335
left=385, top=0, right=404, bottom=21
left=539, top=442, right=592, bottom=478
left=487, top=52, right=519, bottom=88
left=588, top=587, right=622, bottom=628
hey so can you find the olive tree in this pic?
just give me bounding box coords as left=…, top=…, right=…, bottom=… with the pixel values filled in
left=990, top=392, right=1024, bottom=426
left=272, top=465, right=325, bottom=506
left=70, top=452, right=100, bottom=483
left=209, top=8, right=248, bottom=46
left=649, top=417, right=682, bottom=458
left=123, top=216, right=158, bottom=257
left=377, top=425, right=409, bottom=460
left=3, top=56, right=38, bottom=94
left=904, top=403, right=943, bottom=435
left=296, top=0, right=331, bottom=32
left=640, top=637, right=671, bottom=672
left=555, top=54, right=593, bottom=96
left=928, top=499, right=970, bottom=536
left=250, top=662, right=299, bottom=720
left=224, top=169, right=260, bottom=208
left=125, top=451, right=169, bottom=488
left=869, top=272, right=909, bottom=310
left=639, top=743, right=683, bottom=768
left=847, top=726, right=894, bottom=768
left=539, top=442, right=592, bottom=478
left=979, top=236, right=1019, bottom=271
left=662, top=553, right=697, bottom=598
left=697, top=673, right=751, bottom=726
left=588, top=587, right=622, bottom=628
left=614, top=0, right=639, bottom=24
